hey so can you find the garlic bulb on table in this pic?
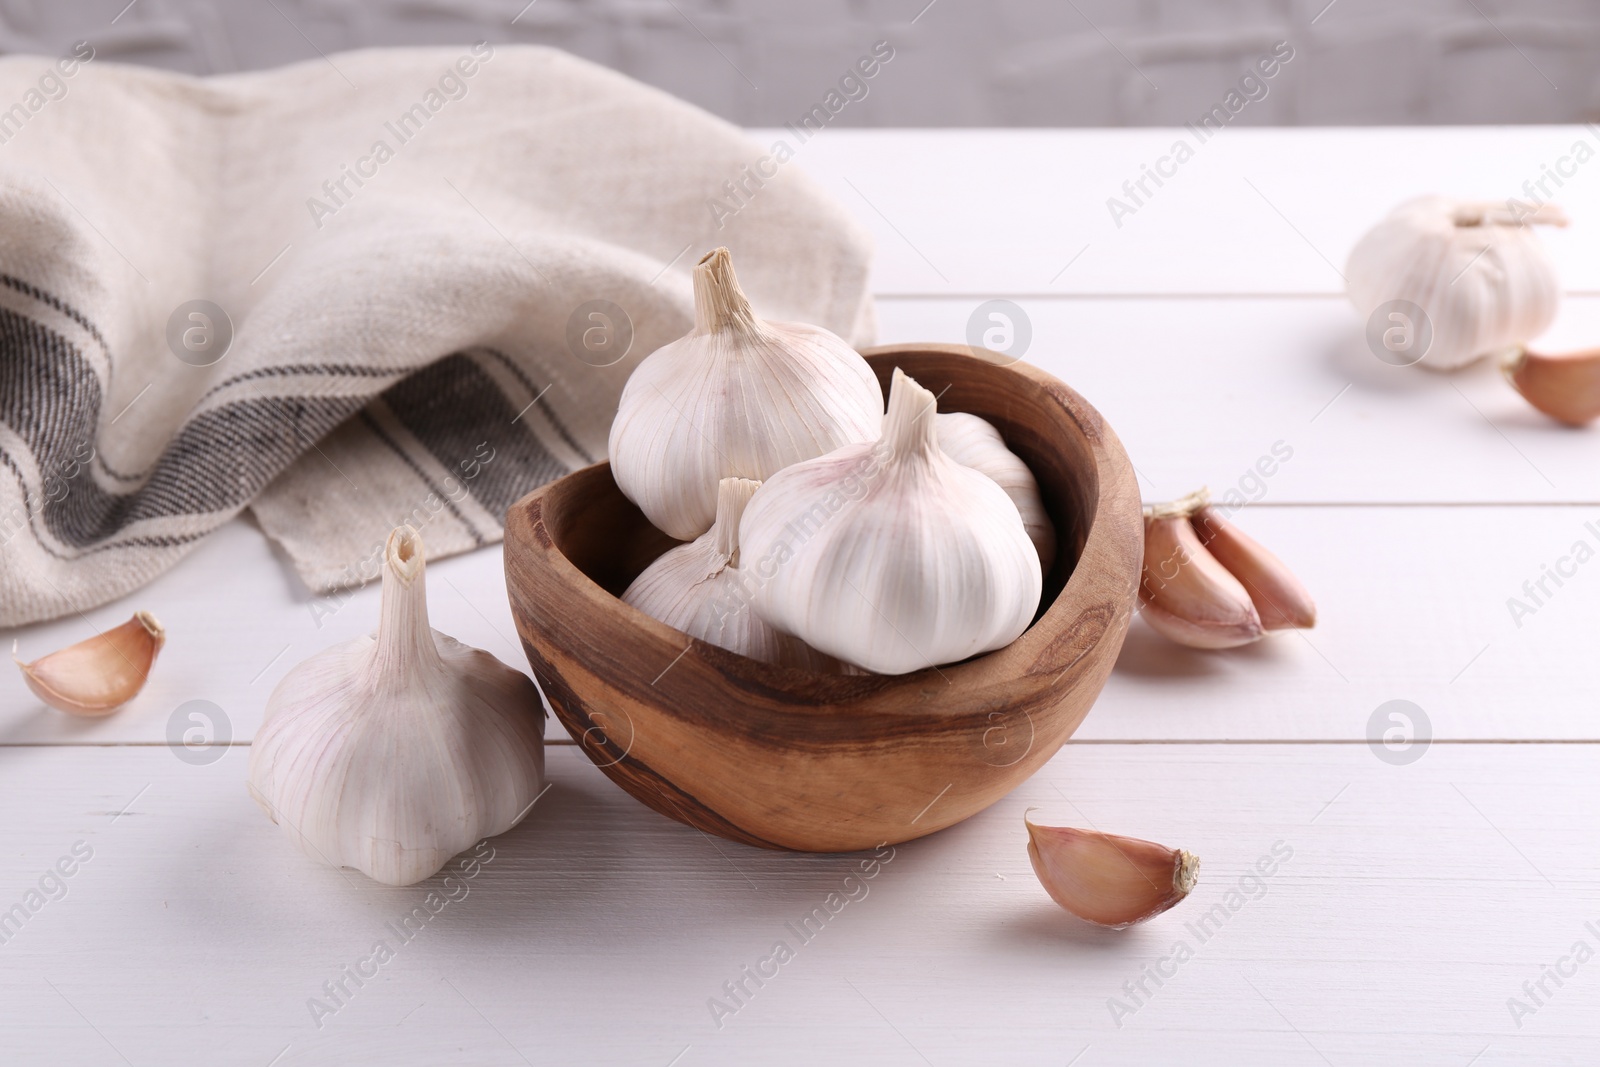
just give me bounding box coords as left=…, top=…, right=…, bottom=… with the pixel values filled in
left=740, top=368, right=1043, bottom=675
left=608, top=246, right=883, bottom=540
left=937, top=411, right=1057, bottom=573
left=624, top=477, right=840, bottom=670
left=1345, top=196, right=1566, bottom=371
left=247, top=526, right=545, bottom=886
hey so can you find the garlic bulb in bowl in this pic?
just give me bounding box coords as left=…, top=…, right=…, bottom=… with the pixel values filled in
left=1344, top=196, right=1566, bottom=371
left=623, top=477, right=841, bottom=670
left=607, top=247, right=883, bottom=540
left=937, top=411, right=1056, bottom=574
left=247, top=526, right=545, bottom=886
left=740, top=368, right=1042, bottom=675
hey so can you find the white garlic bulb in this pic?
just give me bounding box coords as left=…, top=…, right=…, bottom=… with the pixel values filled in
left=936, top=411, right=1057, bottom=574
left=740, top=368, right=1043, bottom=675
left=607, top=246, right=883, bottom=540
left=1345, top=196, right=1566, bottom=371
left=624, top=477, right=840, bottom=670
left=247, top=526, right=545, bottom=886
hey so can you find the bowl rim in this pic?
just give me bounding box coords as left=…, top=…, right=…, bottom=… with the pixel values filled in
left=506, top=342, right=1143, bottom=711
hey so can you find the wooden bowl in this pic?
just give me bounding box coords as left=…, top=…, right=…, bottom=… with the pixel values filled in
left=504, top=343, right=1143, bottom=852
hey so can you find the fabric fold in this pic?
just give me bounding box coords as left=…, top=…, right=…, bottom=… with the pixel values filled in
left=0, top=44, right=875, bottom=626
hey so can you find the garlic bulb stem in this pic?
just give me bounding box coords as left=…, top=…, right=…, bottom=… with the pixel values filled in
left=1453, top=201, right=1568, bottom=228
left=883, top=367, right=939, bottom=458
left=693, top=247, right=762, bottom=336
left=373, top=528, right=442, bottom=678
left=712, top=476, right=756, bottom=565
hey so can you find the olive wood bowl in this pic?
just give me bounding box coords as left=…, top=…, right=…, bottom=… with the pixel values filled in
left=504, top=343, right=1143, bottom=852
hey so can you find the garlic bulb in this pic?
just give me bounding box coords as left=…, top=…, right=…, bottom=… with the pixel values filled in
left=740, top=368, right=1042, bottom=675
left=608, top=246, right=883, bottom=540
left=623, top=477, right=839, bottom=670
left=14, top=610, right=164, bottom=716
left=1345, top=196, right=1566, bottom=371
left=937, top=411, right=1056, bottom=573
left=247, top=526, right=545, bottom=886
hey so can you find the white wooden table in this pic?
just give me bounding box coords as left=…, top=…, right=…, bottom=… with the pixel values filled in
left=5, top=127, right=1599, bottom=1065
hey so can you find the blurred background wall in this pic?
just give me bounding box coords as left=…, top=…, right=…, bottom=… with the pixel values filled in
left=4, top=0, right=1599, bottom=125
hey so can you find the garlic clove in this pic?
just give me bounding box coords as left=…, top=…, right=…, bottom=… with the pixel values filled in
left=1190, top=506, right=1315, bottom=631
left=248, top=526, right=545, bottom=886
left=740, top=367, right=1042, bottom=675
left=1140, top=493, right=1262, bottom=649
left=15, top=611, right=165, bottom=716
left=1345, top=196, right=1565, bottom=372
left=1026, top=817, right=1199, bottom=929
left=936, top=411, right=1057, bottom=574
left=624, top=477, right=843, bottom=671
left=608, top=247, right=884, bottom=540
left=1503, top=346, right=1600, bottom=426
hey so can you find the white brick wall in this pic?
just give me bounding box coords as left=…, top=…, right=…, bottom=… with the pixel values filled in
left=5, top=0, right=1598, bottom=125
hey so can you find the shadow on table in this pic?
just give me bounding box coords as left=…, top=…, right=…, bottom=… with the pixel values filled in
left=1112, top=617, right=1287, bottom=680
left=992, top=902, right=1150, bottom=954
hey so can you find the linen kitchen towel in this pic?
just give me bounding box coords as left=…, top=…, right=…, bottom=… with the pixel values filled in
left=0, top=43, right=876, bottom=627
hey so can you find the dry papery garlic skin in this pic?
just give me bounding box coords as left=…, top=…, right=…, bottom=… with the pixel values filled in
left=1503, top=347, right=1600, bottom=427
left=740, top=367, right=1041, bottom=675
left=247, top=526, right=545, bottom=887
left=1139, top=488, right=1314, bottom=649
left=1026, top=817, right=1198, bottom=929
left=607, top=246, right=883, bottom=541
left=1345, top=196, right=1566, bottom=371
left=15, top=610, right=165, bottom=716
left=623, top=476, right=842, bottom=670
left=936, top=411, right=1057, bottom=573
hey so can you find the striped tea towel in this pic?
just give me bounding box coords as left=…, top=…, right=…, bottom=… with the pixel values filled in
left=0, top=44, right=875, bottom=627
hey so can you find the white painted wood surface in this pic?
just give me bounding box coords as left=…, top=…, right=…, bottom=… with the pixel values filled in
left=5, top=129, right=1600, bottom=1064
left=1, top=744, right=1594, bottom=1065
left=760, top=127, right=1600, bottom=297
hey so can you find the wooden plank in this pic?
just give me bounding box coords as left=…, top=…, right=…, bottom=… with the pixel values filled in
left=4, top=503, right=1600, bottom=744
left=0, top=520, right=531, bottom=748
left=0, top=742, right=1591, bottom=1065
left=874, top=295, right=1600, bottom=504
left=756, top=127, right=1600, bottom=297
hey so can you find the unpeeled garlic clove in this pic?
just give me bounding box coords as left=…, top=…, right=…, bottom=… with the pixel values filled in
left=1026, top=817, right=1199, bottom=929
left=15, top=611, right=165, bottom=716
left=1190, top=505, right=1316, bottom=631
left=1503, top=346, right=1600, bottom=426
left=1140, top=491, right=1262, bottom=649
